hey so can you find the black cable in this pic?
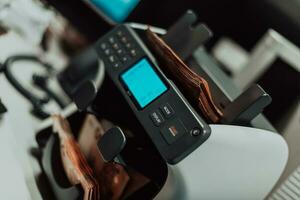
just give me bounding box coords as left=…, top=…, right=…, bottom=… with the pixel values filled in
left=32, top=74, right=67, bottom=108
left=0, top=55, right=65, bottom=119
left=0, top=98, right=7, bottom=114
left=1, top=56, right=49, bottom=104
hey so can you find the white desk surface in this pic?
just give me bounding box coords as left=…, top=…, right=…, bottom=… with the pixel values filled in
left=156, top=125, right=289, bottom=200
left=0, top=116, right=32, bottom=200
left=0, top=31, right=65, bottom=200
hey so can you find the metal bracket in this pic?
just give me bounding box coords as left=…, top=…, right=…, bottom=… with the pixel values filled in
left=163, top=10, right=212, bottom=60
left=97, top=127, right=126, bottom=162
left=72, top=80, right=97, bottom=111
left=221, top=84, right=272, bottom=125
left=162, top=10, right=272, bottom=126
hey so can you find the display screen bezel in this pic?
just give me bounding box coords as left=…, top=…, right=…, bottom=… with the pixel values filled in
left=120, top=57, right=169, bottom=110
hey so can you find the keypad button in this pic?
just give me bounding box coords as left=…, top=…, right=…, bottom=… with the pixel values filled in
left=108, top=37, right=116, bottom=44
left=125, top=43, right=133, bottom=49
left=112, top=43, right=121, bottom=50
left=116, top=49, right=125, bottom=56
left=113, top=62, right=122, bottom=69
left=161, top=118, right=186, bottom=144
left=120, top=36, right=129, bottom=43
left=121, top=55, right=131, bottom=63
left=100, top=43, right=108, bottom=50
left=130, top=49, right=137, bottom=57
left=108, top=55, right=118, bottom=63
left=160, top=103, right=174, bottom=118
left=104, top=48, right=113, bottom=55
left=116, top=31, right=123, bottom=37
left=150, top=110, right=164, bottom=126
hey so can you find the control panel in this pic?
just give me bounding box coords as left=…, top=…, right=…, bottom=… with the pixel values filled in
left=94, top=24, right=211, bottom=164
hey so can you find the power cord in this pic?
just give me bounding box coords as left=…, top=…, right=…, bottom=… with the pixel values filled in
left=32, top=74, right=66, bottom=109
left=0, top=55, right=66, bottom=119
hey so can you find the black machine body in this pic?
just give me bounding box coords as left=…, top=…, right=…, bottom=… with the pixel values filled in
left=93, top=24, right=211, bottom=164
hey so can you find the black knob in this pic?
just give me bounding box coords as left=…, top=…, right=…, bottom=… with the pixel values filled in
left=191, top=128, right=202, bottom=136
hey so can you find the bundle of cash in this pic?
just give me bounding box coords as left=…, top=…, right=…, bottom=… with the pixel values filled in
left=146, top=28, right=223, bottom=123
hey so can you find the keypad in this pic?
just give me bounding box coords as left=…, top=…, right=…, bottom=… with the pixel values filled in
left=99, top=29, right=138, bottom=69
left=150, top=103, right=175, bottom=127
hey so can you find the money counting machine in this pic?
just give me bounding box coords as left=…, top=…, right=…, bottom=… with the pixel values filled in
left=35, top=11, right=286, bottom=199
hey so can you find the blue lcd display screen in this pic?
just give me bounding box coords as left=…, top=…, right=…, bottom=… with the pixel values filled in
left=121, top=58, right=168, bottom=108
left=90, top=0, right=140, bottom=23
